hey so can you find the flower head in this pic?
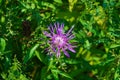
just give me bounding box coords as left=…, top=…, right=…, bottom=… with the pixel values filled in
left=44, top=22, right=76, bottom=57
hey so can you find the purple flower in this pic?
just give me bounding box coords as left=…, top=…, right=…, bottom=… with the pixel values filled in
left=44, top=22, right=76, bottom=57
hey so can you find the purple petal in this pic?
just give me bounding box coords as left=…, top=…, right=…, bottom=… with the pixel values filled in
left=57, top=28, right=63, bottom=35
left=68, top=47, right=76, bottom=53
left=68, top=34, right=74, bottom=40
left=63, top=50, right=70, bottom=57
left=65, top=43, right=76, bottom=53
left=56, top=23, right=61, bottom=34
left=55, top=23, right=64, bottom=35
left=48, top=24, right=55, bottom=35
left=54, top=23, right=57, bottom=32
left=60, top=23, right=64, bottom=29
left=66, top=43, right=75, bottom=48
left=43, top=31, right=52, bottom=37
left=50, top=45, right=56, bottom=52
left=56, top=48, right=60, bottom=57
left=49, top=24, right=54, bottom=32
left=57, top=22, right=60, bottom=28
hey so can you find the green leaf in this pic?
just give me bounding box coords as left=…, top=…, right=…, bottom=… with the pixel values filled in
left=1, top=16, right=5, bottom=23
left=54, top=0, right=63, bottom=4
left=41, top=1, right=56, bottom=10
left=29, top=44, right=39, bottom=58
left=35, top=50, right=45, bottom=64
left=69, top=69, right=82, bottom=78
left=0, top=0, right=2, bottom=4
left=51, top=69, right=72, bottom=79
left=23, top=44, right=39, bottom=63
left=40, top=67, right=48, bottom=80
left=114, top=67, right=120, bottom=80
left=110, top=44, right=120, bottom=48
left=79, top=19, right=88, bottom=28
left=64, top=59, right=81, bottom=64
left=51, top=69, right=59, bottom=80
left=99, top=57, right=115, bottom=66
left=31, top=3, right=35, bottom=9
left=0, top=38, right=6, bottom=53
left=47, top=58, right=54, bottom=71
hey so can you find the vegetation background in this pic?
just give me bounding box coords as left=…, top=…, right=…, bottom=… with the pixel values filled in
left=0, top=0, right=120, bottom=80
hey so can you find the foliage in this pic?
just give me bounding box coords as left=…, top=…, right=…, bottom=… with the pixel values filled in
left=0, top=0, right=120, bottom=80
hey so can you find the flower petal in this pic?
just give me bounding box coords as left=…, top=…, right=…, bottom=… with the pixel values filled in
left=48, top=25, right=52, bottom=32
left=66, top=43, right=76, bottom=48
left=65, top=43, right=76, bottom=53
left=43, top=31, right=52, bottom=37
left=57, top=22, right=60, bottom=28
left=54, top=23, right=57, bottom=32
left=63, top=50, right=70, bottom=57
left=56, top=48, right=60, bottom=57
left=50, top=44, right=56, bottom=52
left=68, top=34, right=74, bottom=40
left=60, top=23, right=64, bottom=29
left=68, top=47, right=76, bottom=53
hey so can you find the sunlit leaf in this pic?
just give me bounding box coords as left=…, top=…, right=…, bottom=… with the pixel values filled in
left=41, top=1, right=56, bottom=10
left=54, top=0, right=63, bottom=4
left=1, top=16, right=5, bottom=23
left=110, top=44, right=120, bottom=48
left=31, top=3, right=35, bottom=9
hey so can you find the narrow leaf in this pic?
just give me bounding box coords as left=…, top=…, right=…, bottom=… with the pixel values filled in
left=0, top=38, right=6, bottom=52
left=52, top=69, right=72, bottom=79
left=110, top=44, right=120, bottom=48
left=35, top=50, right=45, bottom=64
left=23, top=44, right=39, bottom=63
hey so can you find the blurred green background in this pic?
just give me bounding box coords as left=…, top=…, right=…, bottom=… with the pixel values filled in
left=0, top=0, right=120, bottom=80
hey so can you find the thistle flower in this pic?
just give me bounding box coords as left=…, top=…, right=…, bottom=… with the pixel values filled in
left=44, top=22, right=76, bottom=57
